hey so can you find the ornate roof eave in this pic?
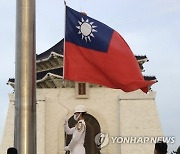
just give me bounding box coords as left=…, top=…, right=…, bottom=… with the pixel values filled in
left=36, top=39, right=64, bottom=60
left=36, top=39, right=148, bottom=65
left=7, top=80, right=15, bottom=89
left=135, top=55, right=149, bottom=65
left=143, top=76, right=158, bottom=82
left=36, top=52, right=63, bottom=72
left=138, top=58, right=149, bottom=64
left=7, top=75, right=157, bottom=89
left=7, top=74, right=75, bottom=89
left=36, top=73, right=63, bottom=83
left=36, top=73, right=63, bottom=88
left=36, top=52, right=63, bottom=63
left=8, top=39, right=157, bottom=91
left=36, top=50, right=148, bottom=72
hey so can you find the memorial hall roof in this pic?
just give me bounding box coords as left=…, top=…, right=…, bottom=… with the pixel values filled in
left=8, top=39, right=156, bottom=89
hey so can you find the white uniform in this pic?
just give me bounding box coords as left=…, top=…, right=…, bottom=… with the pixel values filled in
left=64, top=119, right=86, bottom=154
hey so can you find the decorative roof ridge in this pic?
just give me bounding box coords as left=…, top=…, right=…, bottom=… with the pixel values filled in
left=135, top=55, right=147, bottom=59
left=36, top=67, right=63, bottom=80
left=36, top=39, right=64, bottom=60
left=36, top=39, right=149, bottom=62
left=8, top=67, right=63, bottom=83
left=36, top=52, right=63, bottom=63
left=8, top=74, right=157, bottom=83
left=7, top=78, right=14, bottom=83
left=135, top=55, right=149, bottom=64
left=37, top=73, right=63, bottom=83
left=144, top=76, right=158, bottom=82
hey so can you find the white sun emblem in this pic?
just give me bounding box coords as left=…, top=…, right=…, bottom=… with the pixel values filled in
left=76, top=18, right=97, bottom=42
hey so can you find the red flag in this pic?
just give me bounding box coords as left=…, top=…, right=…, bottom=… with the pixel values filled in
left=64, top=6, right=155, bottom=93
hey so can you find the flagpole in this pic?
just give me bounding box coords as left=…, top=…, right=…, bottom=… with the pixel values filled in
left=14, top=0, right=36, bottom=153
left=63, top=0, right=66, bottom=80
left=62, top=1, right=68, bottom=151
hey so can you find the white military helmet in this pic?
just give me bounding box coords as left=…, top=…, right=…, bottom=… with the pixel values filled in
left=74, top=105, right=87, bottom=113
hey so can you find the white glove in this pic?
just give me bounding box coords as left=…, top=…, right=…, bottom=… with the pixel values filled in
left=64, top=146, right=70, bottom=151
left=64, top=116, right=69, bottom=125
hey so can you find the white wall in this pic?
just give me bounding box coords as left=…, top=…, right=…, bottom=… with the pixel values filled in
left=0, top=94, right=15, bottom=154
left=118, top=90, right=162, bottom=154
left=0, top=88, right=162, bottom=154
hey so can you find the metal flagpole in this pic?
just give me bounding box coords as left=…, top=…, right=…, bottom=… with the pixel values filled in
left=63, top=0, right=67, bottom=150
left=14, top=0, right=36, bottom=153
left=63, top=0, right=66, bottom=80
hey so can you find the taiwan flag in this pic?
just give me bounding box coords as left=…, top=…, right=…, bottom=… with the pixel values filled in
left=64, top=6, right=155, bottom=93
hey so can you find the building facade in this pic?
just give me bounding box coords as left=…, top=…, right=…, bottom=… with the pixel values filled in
left=0, top=40, right=162, bottom=154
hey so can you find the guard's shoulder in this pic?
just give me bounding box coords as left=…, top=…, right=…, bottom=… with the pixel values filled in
left=76, top=121, right=85, bottom=132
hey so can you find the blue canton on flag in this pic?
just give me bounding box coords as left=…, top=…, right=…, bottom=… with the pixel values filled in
left=65, top=6, right=114, bottom=53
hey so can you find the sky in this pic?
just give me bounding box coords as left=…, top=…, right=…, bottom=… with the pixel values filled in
left=0, top=0, right=180, bottom=152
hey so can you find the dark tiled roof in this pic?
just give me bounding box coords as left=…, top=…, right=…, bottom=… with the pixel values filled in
left=9, top=74, right=157, bottom=84
left=7, top=78, right=14, bottom=83
left=37, top=67, right=63, bottom=80
left=144, top=76, right=157, bottom=81
left=8, top=39, right=156, bottom=89
left=135, top=55, right=148, bottom=60
left=8, top=68, right=63, bottom=83
left=36, top=39, right=147, bottom=62
left=36, top=39, right=64, bottom=60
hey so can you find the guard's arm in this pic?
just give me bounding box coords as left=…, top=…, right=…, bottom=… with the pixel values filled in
left=67, top=122, right=85, bottom=151
left=64, top=123, right=75, bottom=135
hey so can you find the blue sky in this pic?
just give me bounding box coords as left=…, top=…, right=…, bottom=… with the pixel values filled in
left=0, top=0, right=180, bottom=152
